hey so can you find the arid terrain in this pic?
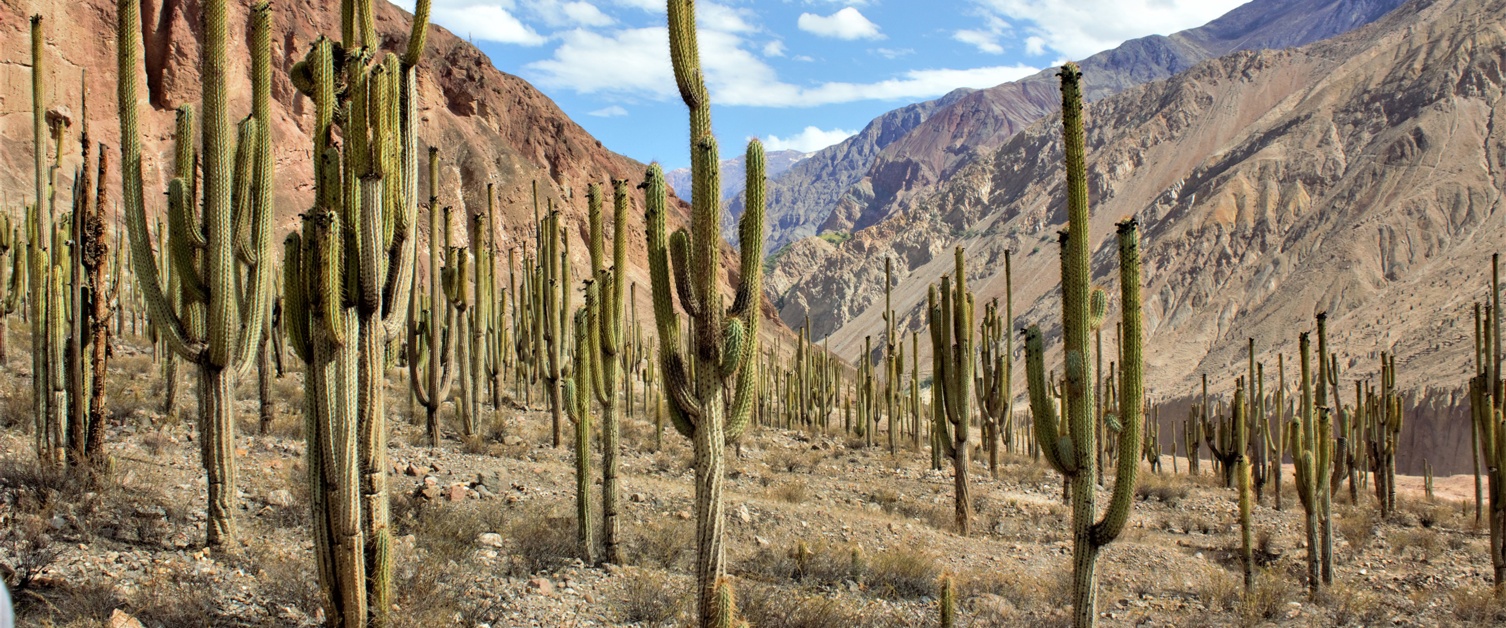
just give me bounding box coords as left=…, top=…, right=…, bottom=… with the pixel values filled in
left=2, top=330, right=1502, bottom=627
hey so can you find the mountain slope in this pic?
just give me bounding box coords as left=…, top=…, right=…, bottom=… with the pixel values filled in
left=757, top=0, right=1407, bottom=256
left=774, top=0, right=1503, bottom=471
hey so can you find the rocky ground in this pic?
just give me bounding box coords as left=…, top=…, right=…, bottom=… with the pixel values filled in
left=2, top=342, right=1504, bottom=627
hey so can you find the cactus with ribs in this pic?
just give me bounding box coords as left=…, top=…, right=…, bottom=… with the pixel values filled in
left=281, top=0, right=432, bottom=624
left=646, top=3, right=766, bottom=624
left=117, top=0, right=277, bottom=546
left=1023, top=63, right=1146, bottom=628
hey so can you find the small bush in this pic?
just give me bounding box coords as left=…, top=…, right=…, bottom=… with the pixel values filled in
left=626, top=519, right=691, bottom=571
left=505, top=504, right=579, bottom=575
left=770, top=480, right=808, bottom=504
left=1240, top=568, right=1296, bottom=625
left=615, top=571, right=684, bottom=625
left=1451, top=584, right=1506, bottom=624
left=866, top=547, right=939, bottom=599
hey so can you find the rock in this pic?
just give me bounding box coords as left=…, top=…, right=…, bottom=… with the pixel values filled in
left=405, top=464, right=423, bottom=477
left=447, top=485, right=468, bottom=502
left=736, top=504, right=752, bottom=524
left=477, top=533, right=504, bottom=548
left=676, top=511, right=691, bottom=520
left=267, top=490, right=294, bottom=508
left=630, top=492, right=646, bottom=503
left=528, top=577, right=555, bottom=596
left=110, top=609, right=146, bottom=628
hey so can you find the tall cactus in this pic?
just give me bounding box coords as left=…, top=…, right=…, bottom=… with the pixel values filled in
left=117, top=0, right=276, bottom=546
left=929, top=249, right=974, bottom=535
left=1023, top=63, right=1145, bottom=628
left=407, top=149, right=456, bottom=447
left=1290, top=332, right=1332, bottom=597
left=282, top=1, right=431, bottom=624
left=563, top=297, right=595, bottom=563
left=588, top=180, right=631, bottom=564
left=648, top=4, right=765, bottom=623
left=30, top=15, right=60, bottom=465
left=1473, top=256, right=1505, bottom=589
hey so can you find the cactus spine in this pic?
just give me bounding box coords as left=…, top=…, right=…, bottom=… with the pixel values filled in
left=939, top=573, right=956, bottom=628
left=1023, top=63, right=1145, bottom=628
left=117, top=0, right=276, bottom=546
left=649, top=4, right=765, bottom=622
left=283, top=1, right=431, bottom=623
left=564, top=293, right=594, bottom=563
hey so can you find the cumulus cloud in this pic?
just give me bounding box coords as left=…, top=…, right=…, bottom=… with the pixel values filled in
left=589, top=105, right=629, bottom=117
left=762, top=127, right=858, bottom=153
left=797, top=7, right=883, bottom=41
left=975, top=0, right=1251, bottom=59
left=762, top=40, right=788, bottom=57
left=953, top=29, right=1003, bottom=54
left=388, top=0, right=547, bottom=45
left=530, top=0, right=615, bottom=28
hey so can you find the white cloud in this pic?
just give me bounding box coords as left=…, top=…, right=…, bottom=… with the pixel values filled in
left=1024, top=36, right=1046, bottom=56
left=762, top=127, right=858, bottom=153
left=954, top=29, right=1004, bottom=54
left=404, top=0, right=546, bottom=46
left=530, top=0, right=615, bottom=28
left=527, top=27, right=674, bottom=98
left=873, top=48, right=913, bottom=59
left=976, top=0, right=1251, bottom=59
left=762, top=40, right=787, bottom=57
left=797, top=7, right=883, bottom=41
left=589, top=105, right=629, bottom=117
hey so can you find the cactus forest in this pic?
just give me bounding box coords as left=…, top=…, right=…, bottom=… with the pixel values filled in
left=2, top=0, right=1505, bottom=626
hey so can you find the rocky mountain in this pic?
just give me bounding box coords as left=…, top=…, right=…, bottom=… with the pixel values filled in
left=729, top=89, right=977, bottom=253
left=0, top=0, right=782, bottom=337
left=774, top=0, right=1504, bottom=473
left=754, top=0, right=1406, bottom=259
left=665, top=149, right=808, bottom=207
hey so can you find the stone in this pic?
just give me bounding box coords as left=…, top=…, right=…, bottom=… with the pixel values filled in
left=477, top=533, right=504, bottom=548
left=267, top=489, right=294, bottom=508
left=447, top=485, right=468, bottom=502
left=110, top=609, right=146, bottom=628
left=528, top=577, right=554, bottom=596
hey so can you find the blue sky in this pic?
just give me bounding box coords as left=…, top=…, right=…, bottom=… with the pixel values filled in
left=395, top=0, right=1251, bottom=170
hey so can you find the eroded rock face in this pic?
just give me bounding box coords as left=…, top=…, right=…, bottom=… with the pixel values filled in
left=774, top=0, right=1504, bottom=474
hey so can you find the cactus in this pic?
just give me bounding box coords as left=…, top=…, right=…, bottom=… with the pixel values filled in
left=586, top=180, right=631, bottom=564
left=118, top=0, right=278, bottom=546
left=407, top=149, right=457, bottom=447
left=1290, top=332, right=1331, bottom=596
left=1184, top=411, right=1203, bottom=475
left=1231, top=382, right=1254, bottom=591
left=1365, top=352, right=1402, bottom=518
left=939, top=573, right=956, bottom=628
left=282, top=2, right=432, bottom=623
left=976, top=265, right=1012, bottom=480
left=647, top=5, right=765, bottom=623
left=1472, top=255, right=1505, bottom=589
left=564, top=297, right=595, bottom=563
left=928, top=248, right=975, bottom=535
left=1269, top=354, right=1287, bottom=510
left=1023, top=63, right=1145, bottom=628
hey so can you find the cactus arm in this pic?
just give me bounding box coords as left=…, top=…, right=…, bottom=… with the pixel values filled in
left=403, top=0, right=432, bottom=68
left=117, top=0, right=203, bottom=361
left=1024, top=326, right=1073, bottom=475
left=285, top=233, right=312, bottom=363
left=1091, top=221, right=1143, bottom=547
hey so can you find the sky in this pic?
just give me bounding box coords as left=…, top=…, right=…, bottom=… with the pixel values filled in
left=394, top=0, right=1252, bottom=170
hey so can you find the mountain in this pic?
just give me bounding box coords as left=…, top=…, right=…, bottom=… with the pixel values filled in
left=0, top=0, right=783, bottom=337
left=773, top=0, right=1504, bottom=473
left=665, top=149, right=808, bottom=207
left=729, top=89, right=976, bottom=254
left=750, top=0, right=1407, bottom=259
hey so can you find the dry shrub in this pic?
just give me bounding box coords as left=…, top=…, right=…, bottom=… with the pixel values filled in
left=615, top=570, right=684, bottom=625
left=770, top=479, right=808, bottom=504
left=1451, top=584, right=1506, bottom=624
left=866, top=547, right=939, bottom=599
left=1390, top=527, right=1442, bottom=560
left=0, top=513, right=64, bottom=597
left=130, top=567, right=220, bottom=627
left=396, top=496, right=506, bottom=566
left=1334, top=504, right=1377, bottom=551
left=1135, top=472, right=1190, bottom=506
left=1320, top=578, right=1385, bottom=626
left=504, top=501, right=579, bottom=575
left=1239, top=568, right=1297, bottom=625
left=1195, top=563, right=1242, bottom=614
left=390, top=552, right=471, bottom=628
left=627, top=518, right=691, bottom=571
left=737, top=582, right=867, bottom=628
left=958, top=565, right=1071, bottom=612
left=0, top=388, right=32, bottom=430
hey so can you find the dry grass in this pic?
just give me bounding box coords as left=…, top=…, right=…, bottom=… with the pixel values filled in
left=1135, top=470, right=1190, bottom=506
left=626, top=518, right=692, bottom=571
left=614, top=570, right=685, bottom=625
left=1320, top=578, right=1387, bottom=626
left=1450, top=584, right=1506, bottom=624
left=769, top=479, right=808, bottom=504
left=1335, top=503, right=1378, bottom=550
left=1239, top=568, right=1298, bottom=626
